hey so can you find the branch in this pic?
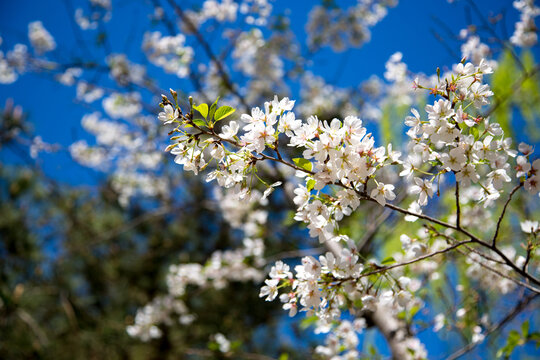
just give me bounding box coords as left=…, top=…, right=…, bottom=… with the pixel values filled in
left=165, top=0, right=249, bottom=111
left=483, top=64, right=540, bottom=118
left=446, top=293, right=540, bottom=360
left=455, top=176, right=461, bottom=229
left=177, top=113, right=540, bottom=289
left=330, top=240, right=472, bottom=285
left=492, top=182, right=523, bottom=247
left=265, top=247, right=324, bottom=264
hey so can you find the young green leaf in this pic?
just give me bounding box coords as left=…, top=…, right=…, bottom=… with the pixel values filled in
left=214, top=105, right=236, bottom=121
left=293, top=158, right=312, bottom=172
left=306, top=179, right=316, bottom=192
left=470, top=126, right=479, bottom=140
left=193, top=103, right=208, bottom=119
left=192, top=118, right=207, bottom=128
left=208, top=97, right=220, bottom=122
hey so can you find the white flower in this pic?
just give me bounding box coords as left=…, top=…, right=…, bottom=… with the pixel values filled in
left=158, top=104, right=179, bottom=124
left=425, top=99, right=454, bottom=121
left=269, top=261, right=292, bottom=279
left=371, top=183, right=396, bottom=206
left=456, top=163, right=479, bottom=186
left=259, top=279, right=279, bottom=301
left=213, top=333, right=231, bottom=353
left=472, top=326, right=485, bottom=344
left=519, top=142, right=533, bottom=156
left=262, top=181, right=282, bottom=200
left=441, top=147, right=467, bottom=172
left=523, top=176, right=540, bottom=194
left=520, top=220, right=539, bottom=234
left=433, top=314, right=445, bottom=332
left=487, top=169, right=511, bottom=190
left=516, top=156, right=531, bottom=177
left=219, top=120, right=239, bottom=139
left=278, top=111, right=301, bottom=137
left=405, top=201, right=422, bottom=222
left=405, top=108, right=421, bottom=135
left=293, top=185, right=310, bottom=209
left=271, top=95, right=295, bottom=113
left=409, top=177, right=434, bottom=206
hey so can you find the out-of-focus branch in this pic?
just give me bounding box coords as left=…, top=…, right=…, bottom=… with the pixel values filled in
left=483, top=64, right=540, bottom=118
left=164, top=0, right=249, bottom=111
left=184, top=347, right=277, bottom=360
left=446, top=293, right=539, bottom=360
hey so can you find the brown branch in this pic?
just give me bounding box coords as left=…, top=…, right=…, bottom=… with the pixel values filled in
left=265, top=247, right=325, bottom=264
left=329, top=240, right=473, bottom=285
left=455, top=247, right=540, bottom=294
left=492, top=182, right=523, bottom=247
left=455, top=176, right=461, bottom=229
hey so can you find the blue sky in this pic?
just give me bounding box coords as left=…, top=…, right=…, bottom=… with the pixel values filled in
left=0, top=0, right=529, bottom=181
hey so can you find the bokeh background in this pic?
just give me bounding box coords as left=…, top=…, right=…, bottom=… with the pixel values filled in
left=0, top=0, right=539, bottom=359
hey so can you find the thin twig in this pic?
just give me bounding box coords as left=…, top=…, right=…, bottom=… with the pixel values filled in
left=446, top=293, right=539, bottom=360
left=455, top=177, right=461, bottom=229
left=331, top=240, right=473, bottom=284
left=492, top=182, right=523, bottom=247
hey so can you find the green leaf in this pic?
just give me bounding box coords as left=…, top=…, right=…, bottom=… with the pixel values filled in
left=522, top=320, right=530, bottom=337
left=208, top=97, right=220, bottom=122
left=470, top=126, right=479, bottom=140
left=306, top=179, right=316, bottom=192
left=293, top=158, right=312, bottom=172
left=368, top=344, right=377, bottom=356
left=193, top=103, right=208, bottom=119
left=491, top=51, right=517, bottom=138
left=380, top=102, right=409, bottom=146
left=214, top=105, right=236, bottom=121
left=381, top=256, right=395, bottom=265
left=300, top=315, right=318, bottom=329
left=192, top=119, right=207, bottom=128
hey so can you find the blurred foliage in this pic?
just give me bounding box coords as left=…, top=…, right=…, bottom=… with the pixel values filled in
left=492, top=50, right=540, bottom=141
left=0, top=103, right=309, bottom=359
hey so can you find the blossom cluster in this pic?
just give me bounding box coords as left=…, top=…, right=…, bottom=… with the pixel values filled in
left=69, top=111, right=166, bottom=206
left=127, top=188, right=268, bottom=342
left=0, top=36, right=31, bottom=84
left=306, top=0, right=398, bottom=52
left=163, top=93, right=401, bottom=244
left=182, top=0, right=273, bottom=28
left=511, top=0, right=540, bottom=47
left=142, top=32, right=194, bottom=78
left=28, top=21, right=56, bottom=55
left=314, top=319, right=366, bottom=360
left=127, top=236, right=265, bottom=341
left=401, top=59, right=540, bottom=210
